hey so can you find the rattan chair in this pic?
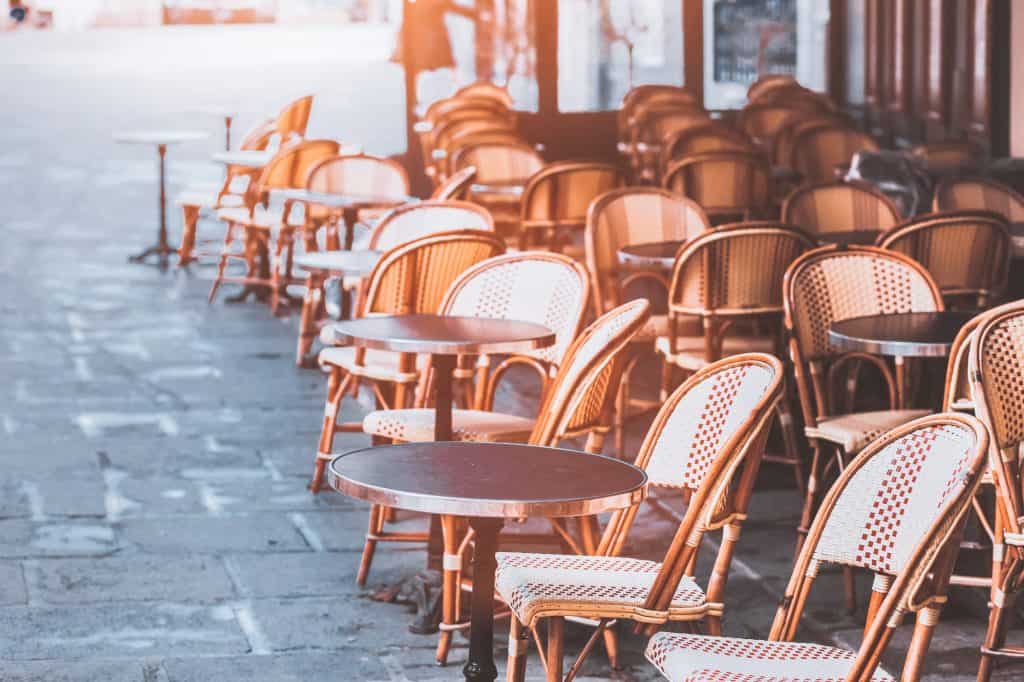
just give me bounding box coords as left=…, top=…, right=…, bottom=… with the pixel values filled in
left=293, top=201, right=495, bottom=365
left=309, top=230, right=506, bottom=491
left=585, top=187, right=712, bottom=454
left=647, top=412, right=988, bottom=682
left=749, top=84, right=835, bottom=113
left=502, top=353, right=785, bottom=681
left=736, top=103, right=807, bottom=149
left=908, top=141, right=979, bottom=175
left=783, top=246, right=944, bottom=609
left=365, top=298, right=647, bottom=664
left=772, top=115, right=856, bottom=169
left=208, top=139, right=340, bottom=309
left=454, top=142, right=543, bottom=243
left=630, top=107, right=711, bottom=181
left=782, top=181, right=902, bottom=238
left=969, top=300, right=1024, bottom=681
left=933, top=177, right=1024, bottom=222
left=274, top=95, right=314, bottom=143
left=453, top=81, right=515, bottom=108
left=658, top=124, right=756, bottom=180
left=791, top=125, right=880, bottom=184
left=877, top=210, right=1011, bottom=308
left=520, top=162, right=624, bottom=252
left=662, top=151, right=771, bottom=222
left=746, top=74, right=799, bottom=102
left=431, top=165, right=477, bottom=201
left=656, top=223, right=814, bottom=486
left=176, top=117, right=277, bottom=265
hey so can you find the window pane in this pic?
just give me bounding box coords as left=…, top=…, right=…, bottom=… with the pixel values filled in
left=703, top=0, right=827, bottom=109
left=410, top=0, right=539, bottom=112
left=557, top=0, right=684, bottom=112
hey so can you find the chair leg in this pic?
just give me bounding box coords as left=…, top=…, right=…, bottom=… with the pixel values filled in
left=178, top=204, right=200, bottom=265
left=796, top=443, right=825, bottom=554
left=546, top=616, right=564, bottom=682
left=843, top=566, right=857, bottom=614
left=310, top=369, right=350, bottom=492
left=435, top=515, right=461, bottom=666
left=208, top=223, right=236, bottom=303
left=978, top=556, right=1019, bottom=682
left=775, top=398, right=805, bottom=495
left=659, top=359, right=676, bottom=401
left=601, top=625, right=620, bottom=670
left=357, top=503, right=384, bottom=587
left=507, top=616, right=530, bottom=682
left=295, top=272, right=323, bottom=366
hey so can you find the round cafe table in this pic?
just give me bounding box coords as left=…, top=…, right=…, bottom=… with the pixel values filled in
left=828, top=311, right=975, bottom=407
left=329, top=441, right=647, bottom=682
left=617, top=240, right=685, bottom=270
left=188, top=105, right=236, bottom=150
left=211, top=149, right=274, bottom=170
left=819, top=230, right=881, bottom=247
left=112, top=130, right=209, bottom=268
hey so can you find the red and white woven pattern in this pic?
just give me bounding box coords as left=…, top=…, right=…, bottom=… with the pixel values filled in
left=645, top=632, right=894, bottom=682
left=813, top=424, right=975, bottom=575
left=362, top=407, right=533, bottom=443
left=445, top=259, right=587, bottom=365
left=373, top=205, right=491, bottom=251
left=495, top=552, right=706, bottom=626
left=645, top=364, right=774, bottom=490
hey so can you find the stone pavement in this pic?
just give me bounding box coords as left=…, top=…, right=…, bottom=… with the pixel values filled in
left=0, top=24, right=1019, bottom=682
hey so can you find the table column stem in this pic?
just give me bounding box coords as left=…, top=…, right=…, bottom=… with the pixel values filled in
left=433, top=354, right=456, bottom=442
left=463, top=517, right=503, bottom=682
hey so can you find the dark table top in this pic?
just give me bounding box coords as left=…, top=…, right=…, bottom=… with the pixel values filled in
left=328, top=442, right=647, bottom=518
left=322, top=314, right=555, bottom=355
left=828, top=311, right=976, bottom=358
left=293, top=250, right=381, bottom=275
left=617, top=240, right=685, bottom=269
left=273, top=188, right=416, bottom=209
left=820, top=230, right=881, bottom=247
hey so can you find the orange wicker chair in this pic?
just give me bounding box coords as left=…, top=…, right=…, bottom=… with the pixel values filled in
left=736, top=103, right=807, bottom=150
left=456, top=142, right=544, bottom=242
left=658, top=124, right=756, bottom=180
left=364, top=298, right=647, bottom=664
left=933, top=177, right=1024, bottom=222
left=453, top=81, right=515, bottom=108
left=293, top=201, right=494, bottom=365
left=783, top=246, right=945, bottom=610
left=656, top=223, right=814, bottom=486
left=781, top=180, right=902, bottom=238
left=772, top=115, right=856, bottom=169
left=630, top=106, right=711, bottom=181
left=662, top=151, right=771, bottom=223
left=647, top=412, right=988, bottom=682
left=585, top=187, right=712, bottom=454
left=908, top=141, right=979, bottom=175
left=501, top=354, right=784, bottom=680
left=208, top=139, right=340, bottom=309
left=749, top=84, right=835, bottom=113
left=746, top=74, right=799, bottom=102
left=791, top=125, right=880, bottom=184
left=309, top=230, right=506, bottom=492
left=274, top=95, right=314, bottom=143
left=520, top=161, right=624, bottom=252
left=176, top=117, right=277, bottom=265
left=431, top=165, right=477, bottom=201
left=877, top=210, right=1011, bottom=308
left=969, top=300, right=1024, bottom=681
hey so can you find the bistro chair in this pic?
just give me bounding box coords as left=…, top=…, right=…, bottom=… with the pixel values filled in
left=500, top=353, right=785, bottom=681
left=746, top=74, right=799, bottom=102
left=933, top=177, right=1024, bottom=222
left=309, top=230, right=506, bottom=492
left=773, top=115, right=856, bottom=169
left=782, top=181, right=902, bottom=238
left=736, top=102, right=807, bottom=150
left=430, top=165, right=477, bottom=201
left=520, top=161, right=624, bottom=252
left=293, top=201, right=495, bottom=365
left=662, top=151, right=771, bottom=223
left=274, top=95, right=314, bottom=144
left=749, top=84, right=835, bottom=112
left=791, top=124, right=880, bottom=184
left=877, top=210, right=1011, bottom=308
left=365, top=298, right=646, bottom=664
left=646, top=412, right=988, bottom=682
left=586, top=187, right=712, bottom=454
left=908, top=141, right=979, bottom=175
left=304, top=153, right=410, bottom=248
left=453, top=80, right=515, bottom=108
left=208, top=139, right=340, bottom=309
left=657, top=124, right=756, bottom=181
left=656, top=223, right=814, bottom=487
left=176, top=117, right=277, bottom=265
left=630, top=107, right=711, bottom=181
left=783, top=246, right=944, bottom=609
left=969, top=299, right=1024, bottom=681
left=455, top=141, right=543, bottom=242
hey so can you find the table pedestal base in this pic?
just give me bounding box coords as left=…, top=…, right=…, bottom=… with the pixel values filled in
left=128, top=243, right=176, bottom=269
left=463, top=517, right=503, bottom=682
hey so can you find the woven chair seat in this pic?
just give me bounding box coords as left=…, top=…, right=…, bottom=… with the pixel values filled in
left=494, top=552, right=707, bottom=627
left=806, top=409, right=929, bottom=453
left=655, top=335, right=775, bottom=371
left=317, top=346, right=426, bottom=382
left=362, top=408, right=534, bottom=443
left=645, top=632, right=894, bottom=682
left=216, top=206, right=306, bottom=229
